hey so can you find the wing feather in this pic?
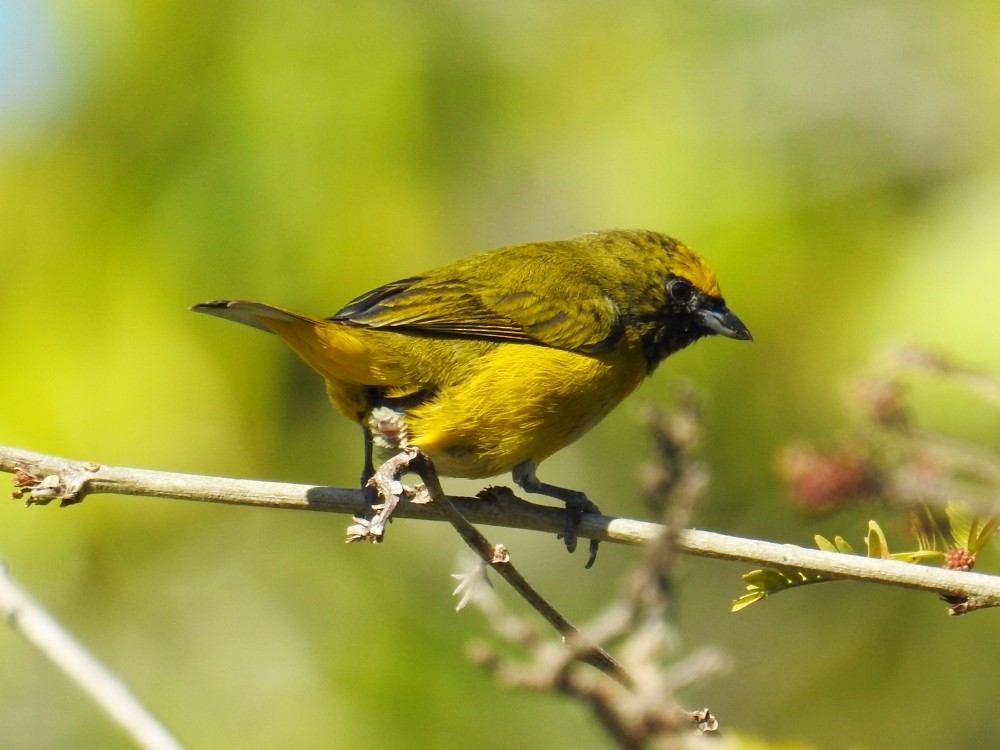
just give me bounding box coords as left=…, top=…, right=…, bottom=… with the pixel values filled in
left=329, top=273, right=622, bottom=352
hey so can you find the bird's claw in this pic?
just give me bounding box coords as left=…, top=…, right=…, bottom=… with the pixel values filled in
left=562, top=503, right=582, bottom=553
left=562, top=495, right=601, bottom=568
left=510, top=462, right=602, bottom=567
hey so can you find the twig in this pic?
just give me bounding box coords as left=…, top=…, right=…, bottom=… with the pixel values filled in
left=372, top=448, right=632, bottom=687
left=5, top=444, right=1000, bottom=613
left=894, top=346, right=1000, bottom=407
left=0, top=562, right=184, bottom=750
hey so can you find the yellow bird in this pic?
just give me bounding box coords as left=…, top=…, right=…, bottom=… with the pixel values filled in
left=193, top=229, right=750, bottom=565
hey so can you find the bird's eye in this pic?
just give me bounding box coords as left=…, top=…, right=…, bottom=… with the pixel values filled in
left=667, top=278, right=694, bottom=304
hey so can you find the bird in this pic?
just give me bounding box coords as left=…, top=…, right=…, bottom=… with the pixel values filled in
left=192, top=229, right=751, bottom=566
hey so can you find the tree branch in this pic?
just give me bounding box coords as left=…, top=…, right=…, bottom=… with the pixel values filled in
left=0, top=562, right=184, bottom=750
left=4, top=444, right=1000, bottom=613
left=379, top=448, right=633, bottom=687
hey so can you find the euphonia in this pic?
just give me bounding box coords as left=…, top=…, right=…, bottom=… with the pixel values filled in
left=193, top=229, right=750, bottom=565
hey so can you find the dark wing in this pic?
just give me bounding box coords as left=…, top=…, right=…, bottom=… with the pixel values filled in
left=329, top=275, right=622, bottom=353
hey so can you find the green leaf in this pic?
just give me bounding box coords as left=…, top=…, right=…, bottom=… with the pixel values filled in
left=889, top=550, right=944, bottom=563
left=813, top=534, right=853, bottom=553
left=743, top=568, right=795, bottom=589
left=814, top=535, right=837, bottom=552
left=732, top=567, right=830, bottom=612
left=834, top=535, right=855, bottom=554
left=944, top=501, right=999, bottom=553
left=732, top=592, right=767, bottom=612
left=910, top=509, right=945, bottom=554
left=865, top=520, right=889, bottom=559
left=969, top=516, right=1000, bottom=553
left=946, top=501, right=974, bottom=550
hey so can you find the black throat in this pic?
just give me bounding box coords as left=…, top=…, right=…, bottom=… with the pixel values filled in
left=638, top=311, right=710, bottom=373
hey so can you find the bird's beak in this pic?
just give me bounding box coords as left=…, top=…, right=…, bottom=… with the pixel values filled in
left=698, top=305, right=753, bottom=341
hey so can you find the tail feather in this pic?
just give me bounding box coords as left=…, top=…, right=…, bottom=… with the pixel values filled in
left=192, top=299, right=388, bottom=387
left=191, top=300, right=319, bottom=333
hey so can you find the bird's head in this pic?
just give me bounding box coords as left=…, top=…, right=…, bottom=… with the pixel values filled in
left=599, top=230, right=752, bottom=370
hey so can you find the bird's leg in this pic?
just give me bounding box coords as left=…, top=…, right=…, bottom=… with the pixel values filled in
left=344, top=427, right=386, bottom=544
left=512, top=461, right=601, bottom=568
left=360, top=425, right=378, bottom=514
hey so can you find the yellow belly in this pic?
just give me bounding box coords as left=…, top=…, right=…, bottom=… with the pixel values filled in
left=396, top=338, right=647, bottom=478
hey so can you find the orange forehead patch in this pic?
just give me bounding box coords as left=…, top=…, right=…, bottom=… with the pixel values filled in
left=670, top=241, right=722, bottom=298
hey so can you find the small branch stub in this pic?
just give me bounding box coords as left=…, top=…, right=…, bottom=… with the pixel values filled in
left=11, top=464, right=99, bottom=507
left=689, top=708, right=718, bottom=734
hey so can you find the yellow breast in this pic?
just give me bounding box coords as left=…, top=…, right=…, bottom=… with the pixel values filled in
left=396, top=334, right=648, bottom=478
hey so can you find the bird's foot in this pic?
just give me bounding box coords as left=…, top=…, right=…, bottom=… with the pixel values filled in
left=512, top=461, right=602, bottom=567
left=561, top=492, right=601, bottom=569
left=346, top=449, right=414, bottom=543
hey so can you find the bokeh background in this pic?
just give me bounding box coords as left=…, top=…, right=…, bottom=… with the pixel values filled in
left=3, top=1, right=1000, bottom=748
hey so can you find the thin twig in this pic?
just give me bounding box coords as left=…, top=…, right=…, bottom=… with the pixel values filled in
left=4, top=444, right=1000, bottom=613
left=894, top=346, right=1000, bottom=407
left=0, top=562, right=184, bottom=750
left=372, top=448, right=632, bottom=687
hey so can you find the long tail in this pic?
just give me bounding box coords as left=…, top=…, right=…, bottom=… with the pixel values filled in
left=191, top=300, right=316, bottom=333
left=191, top=300, right=382, bottom=385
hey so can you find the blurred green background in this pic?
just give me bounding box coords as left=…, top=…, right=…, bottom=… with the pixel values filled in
left=3, top=1, right=1000, bottom=748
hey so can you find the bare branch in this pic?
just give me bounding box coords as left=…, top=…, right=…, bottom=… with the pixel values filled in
left=4, top=444, right=1000, bottom=612
left=373, top=448, right=632, bottom=686
left=0, top=562, right=184, bottom=750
